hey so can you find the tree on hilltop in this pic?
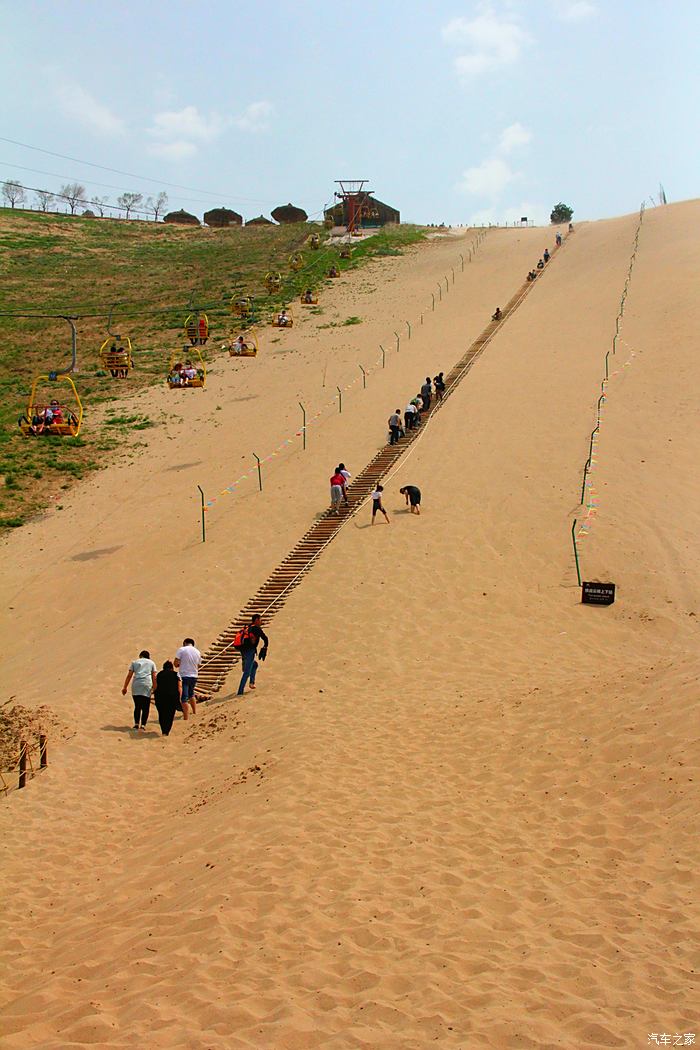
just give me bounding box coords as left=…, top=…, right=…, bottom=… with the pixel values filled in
left=91, top=196, right=110, bottom=217
left=117, top=192, right=143, bottom=219
left=2, top=180, right=26, bottom=209
left=35, top=189, right=55, bottom=212
left=146, top=192, right=168, bottom=221
left=61, top=183, right=87, bottom=214
left=550, top=202, right=573, bottom=224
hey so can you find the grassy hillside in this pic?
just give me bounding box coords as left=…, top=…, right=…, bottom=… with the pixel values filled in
left=0, top=210, right=423, bottom=528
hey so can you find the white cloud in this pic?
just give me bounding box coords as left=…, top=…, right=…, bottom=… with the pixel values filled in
left=55, top=81, right=125, bottom=136
left=235, top=101, right=274, bottom=132
left=498, top=122, right=532, bottom=154
left=457, top=157, right=518, bottom=197
left=146, top=104, right=229, bottom=162
left=148, top=140, right=197, bottom=161
left=550, top=0, right=597, bottom=20
left=442, top=8, right=532, bottom=79
left=150, top=105, right=227, bottom=142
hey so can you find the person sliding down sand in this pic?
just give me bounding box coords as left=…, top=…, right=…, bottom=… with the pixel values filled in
left=492, top=307, right=502, bottom=321
left=371, top=485, right=390, bottom=524
left=400, top=485, right=422, bottom=515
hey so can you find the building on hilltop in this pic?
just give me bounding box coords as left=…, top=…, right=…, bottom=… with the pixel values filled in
left=324, top=191, right=399, bottom=230
left=246, top=215, right=275, bottom=226
left=271, top=203, right=308, bottom=224
left=163, top=209, right=200, bottom=226
left=204, top=207, right=243, bottom=227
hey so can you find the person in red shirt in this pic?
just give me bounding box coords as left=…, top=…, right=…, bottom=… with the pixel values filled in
left=330, top=470, right=345, bottom=513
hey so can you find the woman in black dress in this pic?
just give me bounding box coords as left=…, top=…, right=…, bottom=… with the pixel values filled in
left=154, top=660, right=181, bottom=736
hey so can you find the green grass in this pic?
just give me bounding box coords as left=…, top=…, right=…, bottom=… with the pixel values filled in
left=0, top=210, right=424, bottom=527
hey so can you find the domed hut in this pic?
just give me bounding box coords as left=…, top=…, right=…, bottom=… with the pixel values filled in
left=164, top=209, right=200, bottom=226
left=246, top=215, right=274, bottom=226
left=271, top=203, right=308, bottom=224
left=204, top=207, right=242, bottom=227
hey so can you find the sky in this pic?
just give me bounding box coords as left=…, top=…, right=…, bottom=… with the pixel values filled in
left=1, top=0, right=698, bottom=226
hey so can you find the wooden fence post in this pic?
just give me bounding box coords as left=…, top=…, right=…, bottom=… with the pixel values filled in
left=40, top=734, right=48, bottom=769
left=19, top=740, right=27, bottom=789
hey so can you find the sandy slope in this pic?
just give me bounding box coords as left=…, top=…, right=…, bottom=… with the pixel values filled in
left=1, top=207, right=698, bottom=1049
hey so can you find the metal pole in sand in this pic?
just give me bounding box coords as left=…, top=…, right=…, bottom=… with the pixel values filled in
left=299, top=402, right=306, bottom=449
left=571, top=520, right=582, bottom=587
left=253, top=454, right=262, bottom=492
left=197, top=485, right=206, bottom=543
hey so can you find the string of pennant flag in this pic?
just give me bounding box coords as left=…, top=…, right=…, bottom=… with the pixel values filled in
left=202, top=231, right=489, bottom=514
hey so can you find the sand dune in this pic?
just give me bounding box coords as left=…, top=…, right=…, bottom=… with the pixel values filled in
left=1, top=206, right=698, bottom=1048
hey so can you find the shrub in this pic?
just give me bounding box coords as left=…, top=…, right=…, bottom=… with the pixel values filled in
left=550, top=203, right=574, bottom=224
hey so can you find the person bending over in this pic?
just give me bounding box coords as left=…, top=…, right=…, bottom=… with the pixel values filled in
left=400, top=485, right=422, bottom=515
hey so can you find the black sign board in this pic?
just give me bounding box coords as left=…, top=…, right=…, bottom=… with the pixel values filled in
left=582, top=582, right=615, bottom=606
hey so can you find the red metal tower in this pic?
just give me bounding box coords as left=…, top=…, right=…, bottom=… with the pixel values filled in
left=334, top=180, right=372, bottom=234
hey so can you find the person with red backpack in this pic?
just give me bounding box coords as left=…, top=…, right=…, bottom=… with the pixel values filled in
left=236, top=614, right=269, bottom=696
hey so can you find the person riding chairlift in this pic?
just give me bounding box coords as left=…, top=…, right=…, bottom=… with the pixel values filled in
left=30, top=406, right=47, bottom=435
left=277, top=308, right=290, bottom=326
left=181, top=361, right=197, bottom=383
left=303, top=289, right=314, bottom=304
left=170, top=361, right=183, bottom=385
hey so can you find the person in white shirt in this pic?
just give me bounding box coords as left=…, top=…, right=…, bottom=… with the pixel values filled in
left=174, top=637, right=202, bottom=719
left=337, top=462, right=351, bottom=505
left=371, top=485, right=390, bottom=524
left=122, top=649, right=157, bottom=731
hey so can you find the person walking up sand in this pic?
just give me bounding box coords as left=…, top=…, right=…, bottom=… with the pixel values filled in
left=400, top=485, right=422, bottom=515
left=236, top=614, right=269, bottom=696
left=421, top=378, right=432, bottom=412
left=434, top=372, right=445, bottom=402
left=154, top=660, right=181, bottom=737
left=388, top=409, right=402, bottom=445
left=122, top=649, right=157, bottom=731
left=371, top=484, right=390, bottom=524
left=330, top=469, right=345, bottom=513
left=337, top=463, right=351, bottom=505
left=174, top=637, right=201, bottom=720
